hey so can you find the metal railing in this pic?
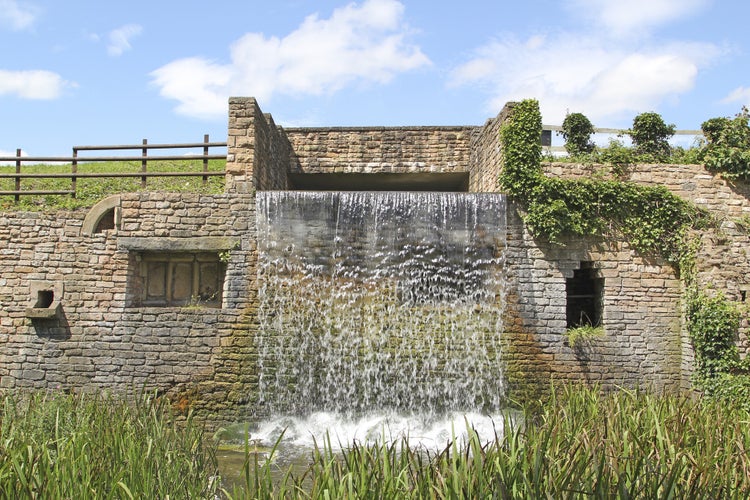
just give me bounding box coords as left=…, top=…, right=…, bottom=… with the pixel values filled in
left=541, top=125, right=703, bottom=153
left=0, top=134, right=227, bottom=202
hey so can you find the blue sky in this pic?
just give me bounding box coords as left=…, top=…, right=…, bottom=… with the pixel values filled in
left=2, top=0, right=750, bottom=156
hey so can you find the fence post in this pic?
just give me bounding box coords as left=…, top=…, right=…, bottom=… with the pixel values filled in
left=203, top=134, right=209, bottom=186
left=141, top=139, right=148, bottom=188
left=14, top=149, right=21, bottom=203
left=71, top=147, right=78, bottom=198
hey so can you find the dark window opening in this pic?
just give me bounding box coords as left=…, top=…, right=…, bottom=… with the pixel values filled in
left=36, top=290, right=54, bottom=308
left=94, top=209, right=116, bottom=233
left=136, top=252, right=224, bottom=307
left=741, top=290, right=747, bottom=302
left=566, top=262, right=604, bottom=328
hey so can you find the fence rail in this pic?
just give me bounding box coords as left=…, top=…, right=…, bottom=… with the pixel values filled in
left=0, top=135, right=227, bottom=202
left=541, top=125, right=703, bottom=153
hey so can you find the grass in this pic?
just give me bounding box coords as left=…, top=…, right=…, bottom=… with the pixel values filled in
left=0, top=390, right=220, bottom=498
left=0, top=159, right=226, bottom=210
left=226, top=385, right=750, bottom=499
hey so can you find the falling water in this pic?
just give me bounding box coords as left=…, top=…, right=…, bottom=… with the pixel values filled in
left=255, top=191, right=507, bottom=426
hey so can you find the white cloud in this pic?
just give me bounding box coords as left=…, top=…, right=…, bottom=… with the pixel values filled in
left=107, top=24, right=143, bottom=56
left=722, top=86, right=750, bottom=106
left=151, top=0, right=430, bottom=120
left=0, top=0, right=39, bottom=31
left=0, top=69, right=70, bottom=99
left=450, top=0, right=722, bottom=126
left=568, top=0, right=709, bottom=38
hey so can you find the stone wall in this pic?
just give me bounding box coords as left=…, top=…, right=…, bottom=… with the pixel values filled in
left=284, top=126, right=475, bottom=176
left=503, top=208, right=684, bottom=393
left=0, top=192, right=258, bottom=424
left=543, top=161, right=750, bottom=358
left=1, top=97, right=748, bottom=425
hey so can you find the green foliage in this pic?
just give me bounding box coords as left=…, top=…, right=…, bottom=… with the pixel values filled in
left=498, top=100, right=543, bottom=198
left=228, top=386, right=750, bottom=498
left=595, top=138, right=636, bottom=166
left=629, top=111, right=676, bottom=161
left=685, top=290, right=750, bottom=407
left=500, top=101, right=701, bottom=263
left=565, top=325, right=604, bottom=347
left=560, top=112, right=595, bottom=156
left=701, top=107, right=750, bottom=180
left=0, top=391, right=220, bottom=498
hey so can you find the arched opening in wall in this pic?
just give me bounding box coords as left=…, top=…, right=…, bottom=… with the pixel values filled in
left=93, top=209, right=116, bottom=233
left=287, top=172, right=470, bottom=192
left=81, top=194, right=121, bottom=236
left=566, top=261, right=604, bottom=328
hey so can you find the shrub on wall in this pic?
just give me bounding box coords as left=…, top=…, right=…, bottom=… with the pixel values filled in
left=560, top=112, right=595, bottom=156
left=629, top=112, right=675, bottom=161
left=701, top=107, right=750, bottom=180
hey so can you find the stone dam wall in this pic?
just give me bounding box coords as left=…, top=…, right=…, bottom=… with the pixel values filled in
left=0, top=97, right=748, bottom=424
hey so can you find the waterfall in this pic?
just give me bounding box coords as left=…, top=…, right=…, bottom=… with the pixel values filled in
left=255, top=191, right=507, bottom=419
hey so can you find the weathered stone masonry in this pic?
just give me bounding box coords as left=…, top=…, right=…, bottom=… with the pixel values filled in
left=0, top=96, right=748, bottom=425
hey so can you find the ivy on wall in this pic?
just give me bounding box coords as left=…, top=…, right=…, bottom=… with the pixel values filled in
left=498, top=99, right=702, bottom=266
left=499, top=99, right=748, bottom=404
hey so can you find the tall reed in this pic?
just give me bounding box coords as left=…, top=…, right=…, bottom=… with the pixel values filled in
left=227, top=385, right=750, bottom=499
left=0, top=390, right=219, bottom=498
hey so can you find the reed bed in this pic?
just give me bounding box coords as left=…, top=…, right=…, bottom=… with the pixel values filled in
left=0, top=390, right=220, bottom=499
left=229, top=386, right=750, bottom=499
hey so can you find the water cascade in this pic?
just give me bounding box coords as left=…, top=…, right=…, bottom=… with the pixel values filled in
left=253, top=191, right=507, bottom=446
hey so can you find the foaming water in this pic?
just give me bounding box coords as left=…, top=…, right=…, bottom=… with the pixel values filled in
left=251, top=411, right=511, bottom=452
left=254, top=191, right=507, bottom=439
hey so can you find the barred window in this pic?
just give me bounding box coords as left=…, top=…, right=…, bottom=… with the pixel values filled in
left=138, top=253, right=224, bottom=307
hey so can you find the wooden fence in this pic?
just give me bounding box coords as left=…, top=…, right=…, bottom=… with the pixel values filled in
left=0, top=134, right=227, bottom=202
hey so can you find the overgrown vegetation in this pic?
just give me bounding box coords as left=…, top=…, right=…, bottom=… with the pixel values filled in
left=502, top=99, right=750, bottom=409
left=0, top=159, right=226, bottom=210
left=560, top=112, right=595, bottom=156
left=686, top=289, right=750, bottom=409
left=500, top=99, right=702, bottom=263
left=701, top=106, right=750, bottom=180
left=0, top=390, right=220, bottom=498
left=630, top=111, right=676, bottom=161
left=225, top=386, right=750, bottom=498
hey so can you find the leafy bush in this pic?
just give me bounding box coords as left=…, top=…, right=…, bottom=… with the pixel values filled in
left=701, top=107, right=750, bottom=180
left=560, top=112, right=595, bottom=156
left=629, top=112, right=676, bottom=161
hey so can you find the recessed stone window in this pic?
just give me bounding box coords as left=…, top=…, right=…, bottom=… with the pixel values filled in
left=566, top=261, right=604, bottom=328
left=137, top=252, right=224, bottom=307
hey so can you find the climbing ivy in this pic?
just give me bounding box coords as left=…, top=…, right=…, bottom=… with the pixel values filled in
left=499, top=99, right=750, bottom=406
left=499, top=99, right=701, bottom=264
left=686, top=288, right=750, bottom=409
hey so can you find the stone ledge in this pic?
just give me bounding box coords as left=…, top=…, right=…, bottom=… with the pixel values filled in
left=117, top=236, right=239, bottom=252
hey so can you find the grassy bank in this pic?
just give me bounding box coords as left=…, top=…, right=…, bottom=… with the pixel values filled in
left=0, top=159, right=226, bottom=210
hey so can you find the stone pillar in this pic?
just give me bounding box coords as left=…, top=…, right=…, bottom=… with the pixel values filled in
left=226, top=97, right=262, bottom=193
left=226, top=97, right=293, bottom=192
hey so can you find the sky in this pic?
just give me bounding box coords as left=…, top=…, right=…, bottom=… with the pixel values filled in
left=2, top=0, right=750, bottom=157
